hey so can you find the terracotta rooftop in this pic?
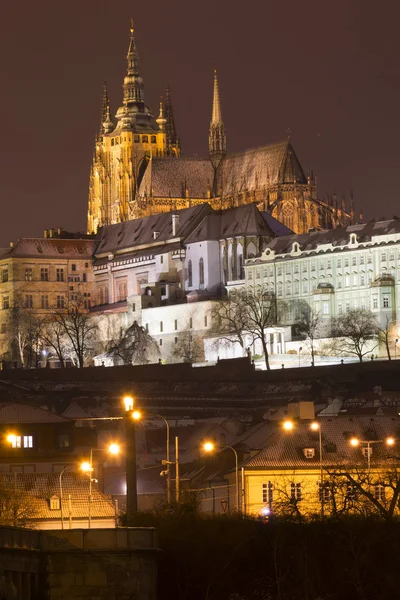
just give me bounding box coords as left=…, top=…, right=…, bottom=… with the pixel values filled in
left=0, top=402, right=70, bottom=424
left=243, top=416, right=400, bottom=469
left=0, top=472, right=115, bottom=520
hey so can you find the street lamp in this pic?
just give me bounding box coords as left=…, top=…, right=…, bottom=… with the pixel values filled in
left=395, top=339, right=399, bottom=360
left=80, top=443, right=121, bottom=528
left=282, top=420, right=294, bottom=431
left=310, top=421, right=324, bottom=518
left=299, top=346, right=303, bottom=368
left=123, top=397, right=142, bottom=521
left=349, top=436, right=395, bottom=472
left=203, top=441, right=240, bottom=512
left=148, top=414, right=171, bottom=506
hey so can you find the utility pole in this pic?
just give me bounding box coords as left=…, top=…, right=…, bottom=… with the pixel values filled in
left=125, top=413, right=138, bottom=521
left=175, top=436, right=180, bottom=505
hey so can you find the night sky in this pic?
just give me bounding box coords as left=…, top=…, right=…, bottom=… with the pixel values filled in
left=1, top=0, right=399, bottom=246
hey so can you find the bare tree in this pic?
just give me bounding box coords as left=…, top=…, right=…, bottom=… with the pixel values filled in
left=172, top=328, right=204, bottom=363
left=377, top=316, right=397, bottom=360
left=330, top=309, right=378, bottom=362
left=51, top=295, right=97, bottom=367
left=209, top=290, right=249, bottom=356
left=294, top=305, right=322, bottom=367
left=41, top=318, right=73, bottom=367
left=210, top=287, right=283, bottom=370
left=108, top=321, right=160, bottom=365
left=8, top=305, right=43, bottom=367
left=0, top=476, right=36, bottom=527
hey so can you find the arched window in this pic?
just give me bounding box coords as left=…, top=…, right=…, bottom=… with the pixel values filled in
left=188, top=260, right=193, bottom=287
left=199, top=258, right=204, bottom=288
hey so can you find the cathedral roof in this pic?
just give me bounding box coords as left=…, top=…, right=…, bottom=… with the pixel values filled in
left=138, top=140, right=307, bottom=199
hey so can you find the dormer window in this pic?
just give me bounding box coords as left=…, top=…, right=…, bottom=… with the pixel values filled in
left=303, top=448, right=315, bottom=459
left=49, top=496, right=60, bottom=511
left=153, top=231, right=160, bottom=240
left=350, top=233, right=357, bottom=245
left=292, top=242, right=300, bottom=254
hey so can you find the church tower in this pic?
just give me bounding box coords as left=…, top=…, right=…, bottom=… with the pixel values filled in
left=209, top=70, right=226, bottom=168
left=87, top=20, right=180, bottom=234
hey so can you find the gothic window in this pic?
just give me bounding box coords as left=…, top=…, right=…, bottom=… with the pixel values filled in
left=238, top=255, right=244, bottom=279
left=199, top=258, right=204, bottom=288
left=188, top=260, right=193, bottom=287
left=282, top=203, right=294, bottom=230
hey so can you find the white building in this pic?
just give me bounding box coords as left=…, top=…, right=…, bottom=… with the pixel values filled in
left=91, top=203, right=290, bottom=362
left=208, top=219, right=400, bottom=365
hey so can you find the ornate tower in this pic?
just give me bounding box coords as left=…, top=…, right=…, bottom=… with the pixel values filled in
left=87, top=20, right=180, bottom=234
left=209, top=70, right=226, bottom=168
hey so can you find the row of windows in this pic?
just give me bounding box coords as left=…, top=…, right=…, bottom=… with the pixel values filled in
left=262, top=482, right=386, bottom=504
left=111, top=134, right=157, bottom=146
left=336, top=294, right=391, bottom=314
left=21, top=264, right=88, bottom=282
left=1, top=295, right=91, bottom=310
left=8, top=433, right=70, bottom=450
left=147, top=315, right=209, bottom=335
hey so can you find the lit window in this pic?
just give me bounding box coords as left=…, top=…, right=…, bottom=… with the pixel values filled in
left=290, top=482, right=302, bottom=501
left=25, top=268, right=32, bottom=281
left=2, top=268, right=8, bottom=283
left=23, top=436, right=33, bottom=448
left=40, top=268, right=49, bottom=282
left=304, top=448, right=315, bottom=458
left=319, top=482, right=330, bottom=502
left=56, top=268, right=64, bottom=282
left=262, top=482, right=273, bottom=504
left=58, top=434, right=70, bottom=448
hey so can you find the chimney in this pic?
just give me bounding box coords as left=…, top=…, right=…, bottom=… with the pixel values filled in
left=9, top=241, right=14, bottom=248
left=172, top=214, right=179, bottom=237
left=49, top=229, right=54, bottom=238
left=44, top=229, right=48, bottom=238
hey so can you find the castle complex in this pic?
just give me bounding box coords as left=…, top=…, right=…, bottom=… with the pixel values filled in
left=88, top=22, right=353, bottom=236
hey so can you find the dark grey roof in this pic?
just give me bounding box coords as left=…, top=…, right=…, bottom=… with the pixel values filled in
left=265, top=219, right=400, bottom=256
left=95, top=204, right=211, bottom=256
left=184, top=204, right=286, bottom=245
left=138, top=140, right=306, bottom=200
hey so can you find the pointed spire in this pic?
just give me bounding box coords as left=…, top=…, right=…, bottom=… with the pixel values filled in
left=156, top=97, right=167, bottom=131
left=164, top=86, right=180, bottom=153
left=123, top=18, right=145, bottom=105
left=211, top=70, right=223, bottom=124
left=101, top=82, right=114, bottom=134
left=209, top=70, right=226, bottom=166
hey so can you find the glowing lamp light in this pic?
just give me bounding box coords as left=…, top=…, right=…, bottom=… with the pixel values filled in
left=350, top=438, right=359, bottom=447
left=310, top=422, right=320, bottom=431
left=203, top=441, right=215, bottom=453
left=132, top=410, right=141, bottom=421
left=108, top=443, right=120, bottom=455
left=386, top=437, right=395, bottom=446
left=283, top=420, right=294, bottom=431
left=80, top=461, right=93, bottom=473
left=261, top=507, right=271, bottom=516
left=6, top=434, right=16, bottom=445
left=123, top=396, right=134, bottom=412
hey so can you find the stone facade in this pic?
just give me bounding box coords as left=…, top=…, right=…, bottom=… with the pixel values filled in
left=0, top=231, right=96, bottom=364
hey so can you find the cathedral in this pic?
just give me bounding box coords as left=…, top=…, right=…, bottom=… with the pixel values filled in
left=87, top=22, right=352, bottom=236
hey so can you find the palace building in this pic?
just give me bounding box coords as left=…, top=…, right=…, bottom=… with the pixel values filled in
left=88, top=22, right=353, bottom=236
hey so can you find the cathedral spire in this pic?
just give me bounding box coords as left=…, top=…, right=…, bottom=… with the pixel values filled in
left=123, top=18, right=145, bottom=105
left=101, top=82, right=113, bottom=134
left=164, top=86, right=180, bottom=154
left=209, top=70, right=226, bottom=167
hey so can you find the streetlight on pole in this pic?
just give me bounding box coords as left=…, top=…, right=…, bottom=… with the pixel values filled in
left=123, top=395, right=141, bottom=522
left=282, top=419, right=325, bottom=518
left=299, top=346, right=303, bottom=368
left=203, top=441, right=240, bottom=512
left=59, top=466, right=74, bottom=530
left=149, top=414, right=171, bottom=506
left=81, top=443, right=120, bottom=528
left=349, top=436, right=395, bottom=473
left=395, top=339, right=399, bottom=360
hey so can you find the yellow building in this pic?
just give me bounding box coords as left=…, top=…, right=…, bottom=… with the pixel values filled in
left=88, top=22, right=352, bottom=236
left=241, top=414, right=400, bottom=519
left=0, top=230, right=97, bottom=365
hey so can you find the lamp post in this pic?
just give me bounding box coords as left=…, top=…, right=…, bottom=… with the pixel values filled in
left=203, top=441, right=240, bottom=512
left=81, top=443, right=120, bottom=528
left=283, top=419, right=325, bottom=518
left=59, top=466, right=74, bottom=530
left=395, top=339, right=398, bottom=360
left=123, top=396, right=141, bottom=522
left=149, top=414, right=171, bottom=506
left=349, top=436, right=395, bottom=473
left=299, top=346, right=303, bottom=368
